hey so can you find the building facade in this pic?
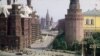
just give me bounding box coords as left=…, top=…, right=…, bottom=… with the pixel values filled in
left=83, top=9, right=100, bottom=37
left=40, top=17, right=46, bottom=29
left=31, top=12, right=42, bottom=42
left=0, top=0, right=41, bottom=51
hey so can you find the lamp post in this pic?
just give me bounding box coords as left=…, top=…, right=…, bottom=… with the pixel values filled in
left=90, top=35, right=96, bottom=56
left=81, top=41, right=84, bottom=56
left=93, top=1, right=97, bottom=55
left=93, top=39, right=96, bottom=56
left=81, top=38, right=88, bottom=56
left=81, top=40, right=87, bottom=56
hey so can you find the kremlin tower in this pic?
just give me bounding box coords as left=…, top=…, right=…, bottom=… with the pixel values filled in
left=65, top=0, right=84, bottom=46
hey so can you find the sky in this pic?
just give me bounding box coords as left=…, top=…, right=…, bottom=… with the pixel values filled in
left=0, top=0, right=100, bottom=22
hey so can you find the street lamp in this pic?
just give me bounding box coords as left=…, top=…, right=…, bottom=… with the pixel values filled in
left=81, top=41, right=84, bottom=56
left=92, top=36, right=96, bottom=56
left=81, top=38, right=88, bottom=56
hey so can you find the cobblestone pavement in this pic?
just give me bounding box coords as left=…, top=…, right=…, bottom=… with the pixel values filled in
left=0, top=49, right=80, bottom=56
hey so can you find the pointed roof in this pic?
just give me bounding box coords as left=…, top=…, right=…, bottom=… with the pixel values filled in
left=7, top=0, right=11, bottom=5
left=70, top=0, right=79, bottom=4
left=46, top=9, right=50, bottom=21
left=69, top=0, right=80, bottom=9
left=27, top=0, right=31, bottom=7
left=46, top=10, right=49, bottom=17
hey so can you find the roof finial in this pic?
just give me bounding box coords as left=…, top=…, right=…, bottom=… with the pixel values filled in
left=95, top=0, right=98, bottom=10
left=13, top=0, right=15, bottom=3
left=13, top=0, right=18, bottom=4
left=27, top=0, right=31, bottom=7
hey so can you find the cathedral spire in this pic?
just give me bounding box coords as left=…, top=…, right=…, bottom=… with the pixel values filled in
left=46, top=10, right=50, bottom=22
left=46, top=10, right=49, bottom=18
left=69, top=0, right=80, bottom=9
left=46, top=10, right=50, bottom=29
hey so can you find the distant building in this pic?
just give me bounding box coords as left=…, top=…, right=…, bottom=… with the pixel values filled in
left=58, top=19, right=65, bottom=33
left=0, top=0, right=41, bottom=51
left=46, top=10, right=51, bottom=29
left=40, top=10, right=53, bottom=30
left=50, top=17, right=53, bottom=26
left=40, top=17, right=46, bottom=29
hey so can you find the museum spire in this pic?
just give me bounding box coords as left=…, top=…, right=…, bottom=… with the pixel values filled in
left=27, top=0, right=31, bottom=7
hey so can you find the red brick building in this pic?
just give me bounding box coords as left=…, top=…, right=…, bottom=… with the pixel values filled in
left=65, top=0, right=84, bottom=46
left=0, top=0, right=41, bottom=51
left=58, top=19, right=65, bottom=33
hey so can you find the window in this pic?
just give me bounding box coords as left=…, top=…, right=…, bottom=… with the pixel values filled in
left=86, top=19, right=94, bottom=25
left=86, top=19, right=89, bottom=25
left=91, top=19, right=94, bottom=25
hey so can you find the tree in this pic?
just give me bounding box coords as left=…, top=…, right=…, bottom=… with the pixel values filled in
left=83, top=32, right=100, bottom=56
left=53, top=32, right=67, bottom=50
left=92, top=32, right=100, bottom=56
left=53, top=32, right=83, bottom=51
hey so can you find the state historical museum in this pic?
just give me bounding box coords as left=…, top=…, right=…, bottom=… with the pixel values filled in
left=0, top=0, right=41, bottom=51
